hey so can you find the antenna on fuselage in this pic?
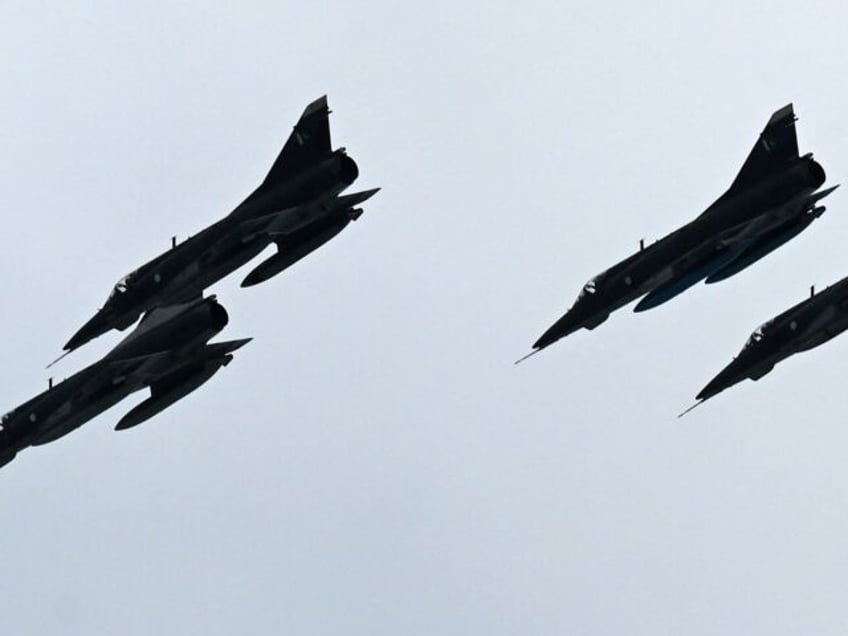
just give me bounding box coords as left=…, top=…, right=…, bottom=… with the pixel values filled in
left=171, top=236, right=177, bottom=249
left=810, top=285, right=815, bottom=298
left=639, top=239, right=645, bottom=251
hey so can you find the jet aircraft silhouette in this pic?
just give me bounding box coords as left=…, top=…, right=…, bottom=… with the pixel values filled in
left=682, top=276, right=848, bottom=414
left=0, top=297, right=249, bottom=468
left=520, top=104, right=837, bottom=362
left=64, top=96, right=378, bottom=353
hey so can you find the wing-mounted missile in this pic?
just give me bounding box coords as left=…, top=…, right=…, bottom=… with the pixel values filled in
left=115, top=338, right=251, bottom=431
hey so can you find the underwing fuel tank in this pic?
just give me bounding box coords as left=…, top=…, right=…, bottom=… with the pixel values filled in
left=240, top=218, right=352, bottom=287
left=633, top=247, right=744, bottom=312
left=115, top=338, right=251, bottom=431
left=115, top=360, right=229, bottom=431
left=705, top=208, right=825, bottom=284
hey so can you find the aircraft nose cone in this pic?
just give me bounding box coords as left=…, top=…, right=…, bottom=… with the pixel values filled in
left=695, top=360, right=744, bottom=402
left=695, top=381, right=720, bottom=402
left=64, top=311, right=111, bottom=352
left=533, top=310, right=582, bottom=350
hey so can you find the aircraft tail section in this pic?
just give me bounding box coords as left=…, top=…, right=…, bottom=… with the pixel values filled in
left=258, top=96, right=333, bottom=192
left=725, top=104, right=799, bottom=196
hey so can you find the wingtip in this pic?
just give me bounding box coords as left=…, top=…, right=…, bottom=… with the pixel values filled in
left=232, top=337, right=253, bottom=351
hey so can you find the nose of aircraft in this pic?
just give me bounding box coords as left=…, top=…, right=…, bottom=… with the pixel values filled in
left=64, top=311, right=111, bottom=352
left=695, top=360, right=745, bottom=402
left=532, top=309, right=583, bottom=350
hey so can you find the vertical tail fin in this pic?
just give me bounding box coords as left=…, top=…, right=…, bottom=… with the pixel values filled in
left=259, top=95, right=333, bottom=191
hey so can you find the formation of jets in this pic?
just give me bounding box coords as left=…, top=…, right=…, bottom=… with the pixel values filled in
left=3, top=99, right=845, bottom=469
left=1, top=96, right=378, bottom=468
left=521, top=103, right=844, bottom=414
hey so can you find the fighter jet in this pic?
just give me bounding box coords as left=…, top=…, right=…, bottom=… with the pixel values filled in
left=520, top=104, right=837, bottom=363
left=681, top=277, right=848, bottom=414
left=0, top=296, right=250, bottom=468
left=63, top=96, right=378, bottom=353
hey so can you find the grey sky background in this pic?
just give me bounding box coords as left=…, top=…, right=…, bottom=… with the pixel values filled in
left=1, top=1, right=847, bottom=634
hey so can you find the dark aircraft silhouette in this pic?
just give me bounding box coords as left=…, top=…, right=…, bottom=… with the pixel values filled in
left=519, top=104, right=837, bottom=363
left=63, top=96, right=378, bottom=353
left=681, top=277, right=848, bottom=415
left=0, top=296, right=249, bottom=468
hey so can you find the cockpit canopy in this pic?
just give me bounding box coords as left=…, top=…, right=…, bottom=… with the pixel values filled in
left=577, top=277, right=598, bottom=301
left=744, top=320, right=773, bottom=349
left=107, top=271, right=137, bottom=302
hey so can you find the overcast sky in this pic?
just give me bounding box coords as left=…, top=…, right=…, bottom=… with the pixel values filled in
left=1, top=1, right=848, bottom=634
